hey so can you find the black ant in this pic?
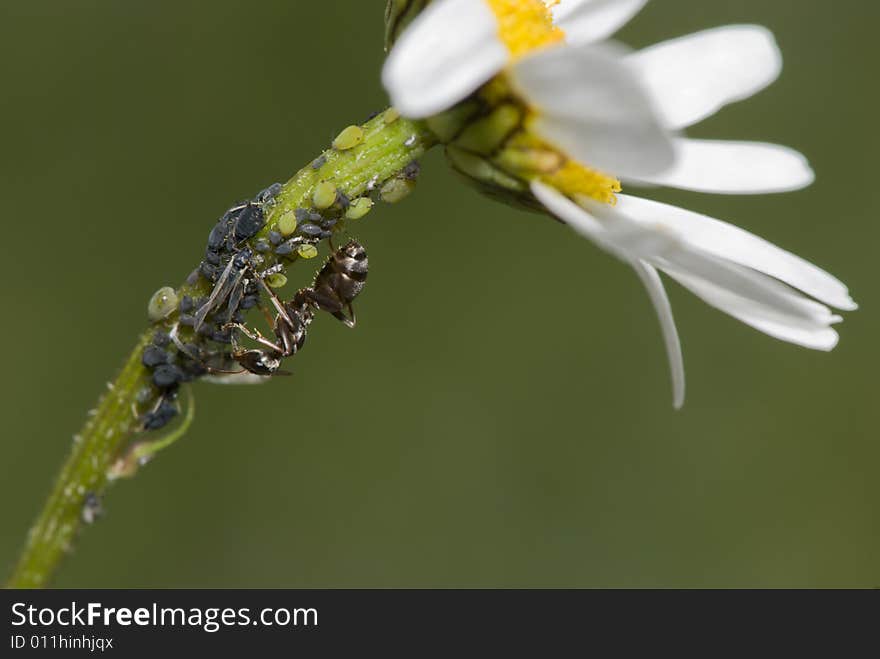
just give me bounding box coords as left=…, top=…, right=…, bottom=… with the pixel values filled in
left=224, top=240, right=369, bottom=377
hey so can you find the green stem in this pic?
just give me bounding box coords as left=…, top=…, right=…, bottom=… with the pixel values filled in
left=7, top=111, right=437, bottom=588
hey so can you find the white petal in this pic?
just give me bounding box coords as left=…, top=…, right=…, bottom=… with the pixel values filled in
left=531, top=180, right=623, bottom=256
left=552, top=0, right=649, bottom=45
left=382, top=0, right=507, bottom=118
left=627, top=25, right=782, bottom=129
left=652, top=248, right=841, bottom=327
left=612, top=195, right=857, bottom=310
left=578, top=196, right=846, bottom=350
left=626, top=139, right=815, bottom=194
left=664, top=267, right=840, bottom=351
left=631, top=260, right=686, bottom=409
left=511, top=43, right=674, bottom=177
left=532, top=181, right=686, bottom=408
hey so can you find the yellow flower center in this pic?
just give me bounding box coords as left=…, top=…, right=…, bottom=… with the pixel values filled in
left=482, top=0, right=620, bottom=204
left=485, top=0, right=564, bottom=59
left=544, top=160, right=623, bottom=206
left=434, top=1, right=621, bottom=205
left=504, top=129, right=622, bottom=205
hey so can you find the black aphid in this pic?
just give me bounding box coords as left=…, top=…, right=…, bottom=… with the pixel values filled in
left=152, top=331, right=171, bottom=347
left=152, top=364, right=184, bottom=389
left=298, top=223, right=323, bottom=237
left=142, top=346, right=169, bottom=369
left=275, top=242, right=296, bottom=257
left=233, top=204, right=265, bottom=242
left=81, top=492, right=103, bottom=525
left=256, top=182, right=283, bottom=204
left=143, top=396, right=179, bottom=431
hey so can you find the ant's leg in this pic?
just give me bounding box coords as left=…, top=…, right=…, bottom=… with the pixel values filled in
left=225, top=322, right=285, bottom=354
left=331, top=303, right=356, bottom=328
left=249, top=265, right=296, bottom=330
left=305, top=288, right=343, bottom=314
left=305, top=288, right=354, bottom=327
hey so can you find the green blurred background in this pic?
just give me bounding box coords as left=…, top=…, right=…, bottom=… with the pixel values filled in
left=1, top=0, right=877, bottom=587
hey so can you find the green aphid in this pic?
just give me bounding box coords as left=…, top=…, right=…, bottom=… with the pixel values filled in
left=147, top=287, right=179, bottom=322
left=380, top=177, right=416, bottom=204
left=297, top=244, right=319, bottom=259
left=345, top=197, right=374, bottom=220
left=277, top=210, right=298, bottom=237
left=333, top=125, right=365, bottom=151
left=313, top=181, right=338, bottom=210
left=265, top=273, right=288, bottom=289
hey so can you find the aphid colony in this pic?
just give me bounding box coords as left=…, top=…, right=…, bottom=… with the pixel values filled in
left=139, top=181, right=370, bottom=434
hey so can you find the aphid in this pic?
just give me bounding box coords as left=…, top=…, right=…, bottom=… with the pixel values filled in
left=333, top=125, right=365, bottom=151
left=295, top=240, right=368, bottom=328
left=240, top=293, right=260, bottom=310
left=196, top=184, right=284, bottom=330
left=142, top=346, right=169, bottom=369
left=402, top=160, right=421, bottom=180
left=147, top=287, right=179, bottom=322
left=277, top=210, right=298, bottom=237
left=379, top=176, right=415, bottom=204
left=204, top=248, right=222, bottom=266
left=298, top=223, right=323, bottom=238
left=152, top=364, right=185, bottom=389
left=200, top=261, right=219, bottom=281
left=297, top=244, right=319, bottom=259
left=152, top=331, right=171, bottom=347
left=81, top=492, right=103, bottom=525
left=256, top=182, right=283, bottom=205
left=313, top=181, right=338, bottom=210
left=186, top=267, right=201, bottom=287
left=210, top=200, right=266, bottom=247
left=345, top=197, right=374, bottom=220
left=232, top=203, right=265, bottom=242
left=142, top=393, right=179, bottom=431
left=167, top=324, right=239, bottom=379
left=275, top=240, right=297, bottom=257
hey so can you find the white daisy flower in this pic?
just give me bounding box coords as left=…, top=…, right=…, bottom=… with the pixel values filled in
left=382, top=0, right=856, bottom=407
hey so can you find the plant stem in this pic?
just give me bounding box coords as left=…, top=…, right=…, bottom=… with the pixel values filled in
left=7, top=111, right=436, bottom=588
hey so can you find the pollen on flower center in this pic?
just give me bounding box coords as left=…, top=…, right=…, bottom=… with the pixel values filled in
left=485, top=0, right=564, bottom=59
left=543, top=160, right=622, bottom=205
left=502, top=129, right=623, bottom=205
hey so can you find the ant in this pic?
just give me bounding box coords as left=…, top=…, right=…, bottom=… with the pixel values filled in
left=224, top=239, right=369, bottom=377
